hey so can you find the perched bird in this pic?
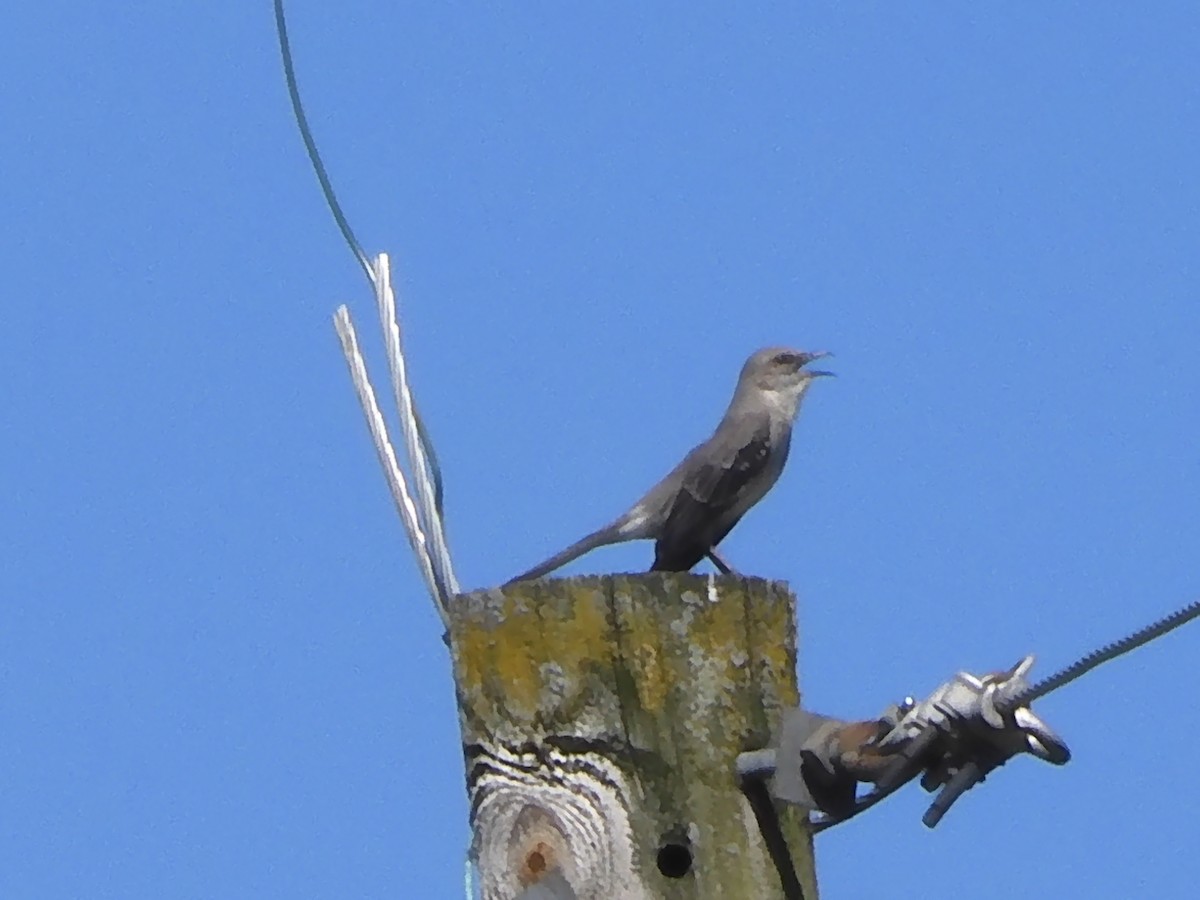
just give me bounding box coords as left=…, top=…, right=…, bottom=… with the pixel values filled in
left=507, top=347, right=833, bottom=583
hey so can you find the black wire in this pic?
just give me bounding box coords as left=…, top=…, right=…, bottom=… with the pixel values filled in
left=741, top=778, right=807, bottom=900
left=809, top=777, right=904, bottom=835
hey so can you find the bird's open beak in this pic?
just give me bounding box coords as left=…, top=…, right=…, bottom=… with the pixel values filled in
left=802, top=351, right=835, bottom=378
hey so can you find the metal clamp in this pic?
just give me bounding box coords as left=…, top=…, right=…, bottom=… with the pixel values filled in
left=737, top=598, right=1198, bottom=834
left=869, top=655, right=1070, bottom=827
left=737, top=657, right=1070, bottom=830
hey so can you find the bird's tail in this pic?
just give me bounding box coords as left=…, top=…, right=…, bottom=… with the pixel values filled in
left=505, top=525, right=627, bottom=585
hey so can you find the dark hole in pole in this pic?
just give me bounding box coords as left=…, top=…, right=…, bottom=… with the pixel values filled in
left=656, top=841, right=693, bottom=879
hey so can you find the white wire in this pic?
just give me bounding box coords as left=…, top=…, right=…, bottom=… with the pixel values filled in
left=374, top=254, right=460, bottom=597
left=277, top=0, right=459, bottom=614
left=334, top=305, right=451, bottom=629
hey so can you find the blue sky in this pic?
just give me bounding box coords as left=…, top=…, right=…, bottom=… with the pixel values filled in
left=2, top=3, right=1198, bottom=897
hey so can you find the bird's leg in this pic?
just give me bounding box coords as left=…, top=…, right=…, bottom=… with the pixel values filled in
left=706, top=548, right=738, bottom=575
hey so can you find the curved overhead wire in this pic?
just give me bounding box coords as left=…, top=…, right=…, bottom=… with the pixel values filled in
left=273, top=0, right=449, bottom=535
left=273, top=0, right=372, bottom=281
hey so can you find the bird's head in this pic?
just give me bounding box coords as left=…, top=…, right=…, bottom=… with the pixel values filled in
left=742, top=347, right=835, bottom=401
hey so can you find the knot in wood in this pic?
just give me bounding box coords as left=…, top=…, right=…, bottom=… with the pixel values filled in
left=511, top=808, right=562, bottom=885
left=471, top=742, right=645, bottom=899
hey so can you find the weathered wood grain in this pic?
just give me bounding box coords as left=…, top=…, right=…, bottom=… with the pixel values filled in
left=450, top=573, right=817, bottom=900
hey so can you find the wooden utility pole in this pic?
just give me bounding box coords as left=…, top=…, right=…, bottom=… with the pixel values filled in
left=449, top=573, right=818, bottom=899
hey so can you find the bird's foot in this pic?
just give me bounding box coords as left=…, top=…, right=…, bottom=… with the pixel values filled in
left=706, top=548, right=738, bottom=575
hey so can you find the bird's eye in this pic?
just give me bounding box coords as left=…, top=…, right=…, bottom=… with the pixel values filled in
left=774, top=352, right=799, bottom=366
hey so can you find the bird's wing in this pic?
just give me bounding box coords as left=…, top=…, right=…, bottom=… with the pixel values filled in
left=652, top=416, right=777, bottom=570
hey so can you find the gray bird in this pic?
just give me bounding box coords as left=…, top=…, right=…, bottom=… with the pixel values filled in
left=507, top=347, right=833, bottom=583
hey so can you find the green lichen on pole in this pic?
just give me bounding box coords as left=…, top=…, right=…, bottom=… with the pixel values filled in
left=449, top=573, right=817, bottom=899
